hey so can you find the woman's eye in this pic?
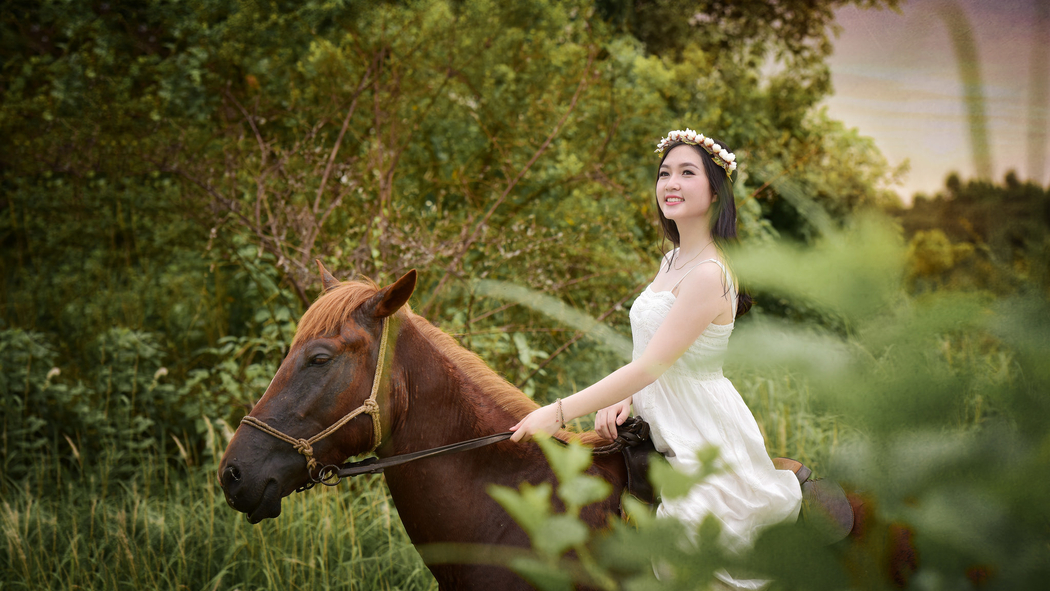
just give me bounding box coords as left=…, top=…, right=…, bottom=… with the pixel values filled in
left=659, top=171, right=669, bottom=177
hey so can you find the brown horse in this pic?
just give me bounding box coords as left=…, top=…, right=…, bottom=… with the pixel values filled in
left=218, top=267, right=626, bottom=590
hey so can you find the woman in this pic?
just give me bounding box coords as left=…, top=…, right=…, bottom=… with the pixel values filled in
left=510, top=129, right=802, bottom=588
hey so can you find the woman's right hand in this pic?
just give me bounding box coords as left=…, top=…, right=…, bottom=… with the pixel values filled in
left=595, top=397, right=632, bottom=442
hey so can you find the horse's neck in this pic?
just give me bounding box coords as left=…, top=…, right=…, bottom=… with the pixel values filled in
left=380, top=319, right=626, bottom=558
left=381, top=321, right=545, bottom=543
left=386, top=320, right=525, bottom=454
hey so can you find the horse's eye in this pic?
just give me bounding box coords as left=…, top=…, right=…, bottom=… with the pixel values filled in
left=309, top=355, right=330, bottom=366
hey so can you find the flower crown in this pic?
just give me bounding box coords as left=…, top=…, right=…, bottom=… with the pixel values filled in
left=654, top=129, right=737, bottom=175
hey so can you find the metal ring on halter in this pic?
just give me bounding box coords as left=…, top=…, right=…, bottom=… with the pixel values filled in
left=316, top=465, right=342, bottom=487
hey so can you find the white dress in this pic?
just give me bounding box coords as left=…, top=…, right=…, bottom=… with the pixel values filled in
left=630, top=257, right=802, bottom=589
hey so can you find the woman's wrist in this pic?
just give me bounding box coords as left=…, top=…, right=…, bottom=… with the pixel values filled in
left=560, top=393, right=586, bottom=425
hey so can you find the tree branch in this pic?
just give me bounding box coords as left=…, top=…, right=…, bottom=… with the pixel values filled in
left=420, top=49, right=598, bottom=317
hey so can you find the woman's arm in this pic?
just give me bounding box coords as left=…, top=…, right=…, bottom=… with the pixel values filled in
left=509, top=263, right=732, bottom=442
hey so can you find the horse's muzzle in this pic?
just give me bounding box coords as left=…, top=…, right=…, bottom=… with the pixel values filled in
left=219, top=458, right=284, bottom=523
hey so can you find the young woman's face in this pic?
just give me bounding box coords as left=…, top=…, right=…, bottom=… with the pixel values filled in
left=656, top=144, right=716, bottom=223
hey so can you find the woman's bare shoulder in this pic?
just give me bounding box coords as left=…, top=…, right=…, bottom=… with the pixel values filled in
left=674, top=260, right=731, bottom=299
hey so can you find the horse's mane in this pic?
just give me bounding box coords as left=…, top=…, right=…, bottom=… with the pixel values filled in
left=292, top=278, right=604, bottom=446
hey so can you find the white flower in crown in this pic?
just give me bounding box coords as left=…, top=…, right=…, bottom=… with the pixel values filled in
left=654, top=128, right=739, bottom=176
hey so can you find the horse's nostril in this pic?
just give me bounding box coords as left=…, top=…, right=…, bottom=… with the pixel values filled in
left=223, top=465, right=242, bottom=486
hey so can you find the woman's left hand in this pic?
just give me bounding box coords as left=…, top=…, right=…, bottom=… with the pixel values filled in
left=509, top=404, right=562, bottom=442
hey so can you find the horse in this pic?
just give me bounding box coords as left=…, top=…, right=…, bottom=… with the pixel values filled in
left=218, top=266, right=627, bottom=590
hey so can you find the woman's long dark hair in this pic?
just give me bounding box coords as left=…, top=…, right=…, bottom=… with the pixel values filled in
left=656, top=139, right=753, bottom=317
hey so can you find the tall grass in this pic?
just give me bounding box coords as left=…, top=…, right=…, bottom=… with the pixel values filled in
left=1, top=445, right=436, bottom=591
left=734, top=370, right=841, bottom=473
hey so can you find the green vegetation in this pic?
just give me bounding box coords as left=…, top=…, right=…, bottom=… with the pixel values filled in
left=896, top=171, right=1050, bottom=294
left=4, top=0, right=1048, bottom=589
left=460, top=221, right=1050, bottom=590
left=3, top=460, right=433, bottom=590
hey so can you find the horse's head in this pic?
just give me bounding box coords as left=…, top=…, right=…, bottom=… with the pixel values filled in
left=218, top=264, right=416, bottom=523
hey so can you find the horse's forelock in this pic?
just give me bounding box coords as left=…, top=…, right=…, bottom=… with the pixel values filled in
left=291, top=279, right=380, bottom=349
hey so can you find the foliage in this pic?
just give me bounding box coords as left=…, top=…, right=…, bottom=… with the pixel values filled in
left=2, top=0, right=904, bottom=430
left=895, top=171, right=1050, bottom=294
left=468, top=219, right=1050, bottom=590
left=7, top=2, right=1004, bottom=589
left=0, top=320, right=288, bottom=479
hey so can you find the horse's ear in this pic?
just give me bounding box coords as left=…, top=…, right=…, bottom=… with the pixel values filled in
left=369, top=269, right=417, bottom=318
left=316, top=259, right=340, bottom=293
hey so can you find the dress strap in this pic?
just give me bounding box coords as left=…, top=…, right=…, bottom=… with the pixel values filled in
left=671, top=258, right=737, bottom=316
left=671, top=258, right=721, bottom=292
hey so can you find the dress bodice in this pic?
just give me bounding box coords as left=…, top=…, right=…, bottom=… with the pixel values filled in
left=629, top=284, right=734, bottom=381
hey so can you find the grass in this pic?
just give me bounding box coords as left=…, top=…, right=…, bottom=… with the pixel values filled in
left=1, top=450, right=437, bottom=591
left=734, top=369, right=842, bottom=474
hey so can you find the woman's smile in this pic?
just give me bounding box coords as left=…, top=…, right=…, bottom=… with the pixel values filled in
left=657, top=144, right=715, bottom=221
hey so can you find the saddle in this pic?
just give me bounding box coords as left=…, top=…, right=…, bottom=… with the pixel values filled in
left=600, top=419, right=855, bottom=545
left=772, top=457, right=855, bottom=544
left=593, top=416, right=658, bottom=505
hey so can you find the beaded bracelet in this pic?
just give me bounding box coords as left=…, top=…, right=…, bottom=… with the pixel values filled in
left=556, top=398, right=565, bottom=428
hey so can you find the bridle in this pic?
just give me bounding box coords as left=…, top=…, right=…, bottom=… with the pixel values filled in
left=236, top=313, right=650, bottom=493
left=240, top=317, right=392, bottom=481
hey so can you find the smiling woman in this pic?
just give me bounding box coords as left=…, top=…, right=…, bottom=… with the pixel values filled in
left=510, top=129, right=799, bottom=589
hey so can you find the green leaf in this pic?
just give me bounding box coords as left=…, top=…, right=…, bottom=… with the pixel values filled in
left=648, top=455, right=699, bottom=501
left=558, top=474, right=612, bottom=510
left=509, top=557, right=574, bottom=591
left=620, top=495, right=656, bottom=528
left=488, top=482, right=552, bottom=535
left=534, top=514, right=589, bottom=558
left=537, top=436, right=593, bottom=484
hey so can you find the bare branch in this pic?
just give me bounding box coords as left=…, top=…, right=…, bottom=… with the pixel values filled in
left=420, top=49, right=599, bottom=317
left=313, top=65, right=374, bottom=215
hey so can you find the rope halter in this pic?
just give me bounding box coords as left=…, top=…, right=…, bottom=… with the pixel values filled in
left=240, top=317, right=392, bottom=478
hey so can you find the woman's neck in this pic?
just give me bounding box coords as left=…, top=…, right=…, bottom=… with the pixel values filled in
left=675, top=218, right=715, bottom=259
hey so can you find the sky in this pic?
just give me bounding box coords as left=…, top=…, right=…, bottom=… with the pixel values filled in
left=824, top=0, right=1048, bottom=203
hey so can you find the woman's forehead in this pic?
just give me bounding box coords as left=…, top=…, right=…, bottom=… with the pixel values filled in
left=661, top=144, right=704, bottom=166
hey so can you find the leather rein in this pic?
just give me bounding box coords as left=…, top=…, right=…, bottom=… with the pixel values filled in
left=238, top=315, right=641, bottom=493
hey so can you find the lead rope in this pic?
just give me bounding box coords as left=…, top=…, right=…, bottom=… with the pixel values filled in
left=240, top=317, right=391, bottom=478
